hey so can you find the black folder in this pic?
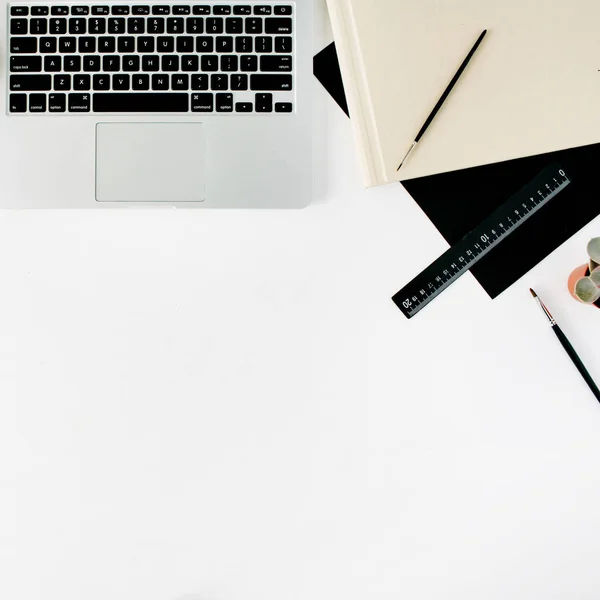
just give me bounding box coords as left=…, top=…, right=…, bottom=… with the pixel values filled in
left=314, top=42, right=600, bottom=298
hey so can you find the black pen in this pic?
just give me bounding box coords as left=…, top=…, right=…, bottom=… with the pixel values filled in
left=530, top=289, right=600, bottom=403
left=397, top=29, right=488, bottom=171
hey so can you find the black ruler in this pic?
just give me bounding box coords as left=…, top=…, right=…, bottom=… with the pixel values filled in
left=393, top=163, right=571, bottom=318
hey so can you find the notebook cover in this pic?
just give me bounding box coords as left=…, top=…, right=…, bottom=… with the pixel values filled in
left=314, top=43, right=600, bottom=298
left=324, top=0, right=600, bottom=187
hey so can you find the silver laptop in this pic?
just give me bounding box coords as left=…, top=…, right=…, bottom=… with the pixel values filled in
left=2, top=0, right=313, bottom=207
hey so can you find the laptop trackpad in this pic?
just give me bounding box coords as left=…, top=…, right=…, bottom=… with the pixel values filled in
left=96, top=122, right=206, bottom=203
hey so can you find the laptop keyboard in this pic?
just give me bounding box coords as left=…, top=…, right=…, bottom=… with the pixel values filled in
left=7, top=3, right=295, bottom=114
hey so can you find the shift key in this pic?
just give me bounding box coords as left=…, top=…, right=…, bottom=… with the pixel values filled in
left=10, top=74, right=52, bottom=91
left=250, top=74, right=292, bottom=91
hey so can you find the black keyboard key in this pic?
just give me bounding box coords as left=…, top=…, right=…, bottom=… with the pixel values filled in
left=231, top=73, right=248, bottom=90
left=157, top=36, right=175, bottom=52
left=10, top=38, right=38, bottom=54
left=254, top=5, right=271, bottom=15
left=192, top=6, right=210, bottom=15
left=79, top=37, right=96, bottom=52
left=275, top=36, right=292, bottom=53
left=11, top=6, right=29, bottom=15
left=275, top=6, right=293, bottom=15
left=89, top=18, right=106, bottom=33
left=216, top=36, right=233, bottom=53
left=91, top=6, right=110, bottom=15
left=161, top=55, right=179, bottom=71
left=74, top=74, right=91, bottom=90
left=50, top=18, right=67, bottom=33
left=63, top=56, right=81, bottom=71
left=142, top=55, right=159, bottom=71
left=213, top=6, right=231, bottom=14
left=226, top=17, right=243, bottom=33
left=275, top=102, right=293, bottom=112
left=137, top=37, right=155, bottom=52
left=30, top=18, right=48, bottom=34
left=53, top=74, right=71, bottom=90
left=132, top=74, right=150, bottom=89
left=51, top=6, right=69, bottom=15
left=44, top=56, right=62, bottom=71
left=206, top=17, right=223, bottom=33
left=255, top=92, right=272, bottom=112
left=182, top=55, right=199, bottom=71
left=112, top=74, right=130, bottom=90
left=71, top=6, right=90, bottom=15
left=216, top=93, right=233, bottom=112
left=173, top=5, right=191, bottom=14
left=49, top=93, right=66, bottom=111
left=117, top=36, right=135, bottom=52
left=108, top=17, right=125, bottom=33
left=123, top=55, right=141, bottom=71
left=235, top=36, right=252, bottom=52
left=196, top=37, right=213, bottom=52
left=235, top=102, right=253, bottom=112
left=172, top=74, right=189, bottom=90
left=94, top=93, right=188, bottom=112
left=210, top=73, right=228, bottom=90
left=83, top=55, right=101, bottom=71
left=127, top=18, right=145, bottom=33
left=152, top=5, right=170, bottom=15
left=9, top=93, right=27, bottom=112
left=69, top=92, right=91, bottom=111
left=32, top=6, right=50, bottom=15
left=111, top=5, right=129, bottom=15
left=40, top=37, right=58, bottom=53
left=234, top=6, right=251, bottom=15
left=191, top=74, right=208, bottom=90
left=152, top=74, right=169, bottom=89
left=11, top=19, right=28, bottom=34
left=266, top=18, right=292, bottom=34
left=245, top=18, right=262, bottom=33
left=98, top=36, right=116, bottom=52
left=251, top=74, right=292, bottom=91
left=167, top=17, right=184, bottom=33
left=200, top=55, right=218, bottom=71
left=176, top=36, right=194, bottom=52
left=220, top=55, right=238, bottom=71
left=29, top=93, right=47, bottom=112
left=260, top=55, right=292, bottom=71
left=186, top=17, right=203, bottom=33
left=132, top=6, right=150, bottom=15
left=10, top=74, right=52, bottom=91
left=240, top=55, right=258, bottom=72
left=148, top=17, right=165, bottom=33
left=191, top=92, right=213, bottom=111
left=102, top=55, right=120, bottom=71
left=256, top=36, right=272, bottom=53
left=69, top=17, right=87, bottom=33
left=10, top=56, right=43, bottom=73
left=59, top=37, right=77, bottom=53
left=93, top=74, right=110, bottom=89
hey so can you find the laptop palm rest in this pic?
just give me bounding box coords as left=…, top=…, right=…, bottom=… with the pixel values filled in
left=95, top=122, right=206, bottom=203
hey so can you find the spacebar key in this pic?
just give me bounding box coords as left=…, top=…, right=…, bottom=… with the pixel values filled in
left=93, top=93, right=189, bottom=112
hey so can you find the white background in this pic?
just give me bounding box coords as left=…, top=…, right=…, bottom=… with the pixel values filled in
left=2, top=3, right=600, bottom=599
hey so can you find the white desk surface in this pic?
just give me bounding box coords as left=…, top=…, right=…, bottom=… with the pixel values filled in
left=2, top=5, right=600, bottom=599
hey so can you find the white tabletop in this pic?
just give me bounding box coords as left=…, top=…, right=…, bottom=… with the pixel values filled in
left=3, top=4, right=600, bottom=599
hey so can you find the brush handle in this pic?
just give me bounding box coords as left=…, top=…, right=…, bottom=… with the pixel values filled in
left=553, top=325, right=600, bottom=402
left=414, top=29, right=487, bottom=143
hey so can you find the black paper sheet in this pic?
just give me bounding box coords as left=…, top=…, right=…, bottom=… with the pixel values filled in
left=314, top=42, right=600, bottom=298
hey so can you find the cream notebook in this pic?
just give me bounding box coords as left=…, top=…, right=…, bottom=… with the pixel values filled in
left=326, top=0, right=600, bottom=187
